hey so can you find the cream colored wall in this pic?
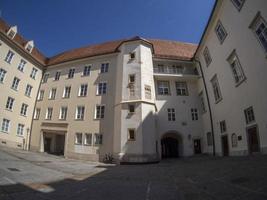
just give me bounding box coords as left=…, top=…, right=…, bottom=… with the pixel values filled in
left=0, top=35, right=43, bottom=150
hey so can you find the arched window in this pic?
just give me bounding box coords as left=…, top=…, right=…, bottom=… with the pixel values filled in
left=231, top=133, right=238, bottom=147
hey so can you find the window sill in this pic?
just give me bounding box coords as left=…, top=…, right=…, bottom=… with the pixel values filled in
left=0, top=130, right=9, bottom=134
left=78, top=95, right=87, bottom=98
left=66, top=77, right=74, bottom=80
left=5, top=108, right=13, bottom=112
left=11, top=87, right=18, bottom=91
left=16, top=135, right=24, bottom=138
left=84, top=144, right=92, bottom=146
left=81, top=74, right=90, bottom=77
left=215, top=98, right=223, bottom=104
left=75, top=119, right=84, bottom=121
left=127, top=139, right=136, bottom=142
left=59, top=119, right=66, bottom=121
left=45, top=119, right=52, bottom=120
left=74, top=143, right=82, bottom=145
left=235, top=78, right=246, bottom=87
left=25, top=95, right=31, bottom=98
left=48, top=98, right=55, bottom=100
left=20, top=114, right=27, bottom=117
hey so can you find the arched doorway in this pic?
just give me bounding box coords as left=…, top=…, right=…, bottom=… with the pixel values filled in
left=161, top=132, right=182, bottom=158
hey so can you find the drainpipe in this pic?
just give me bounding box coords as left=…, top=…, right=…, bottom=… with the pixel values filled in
left=194, top=59, right=216, bottom=156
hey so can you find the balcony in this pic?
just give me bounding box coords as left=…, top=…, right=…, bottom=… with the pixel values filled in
left=153, top=65, right=199, bottom=78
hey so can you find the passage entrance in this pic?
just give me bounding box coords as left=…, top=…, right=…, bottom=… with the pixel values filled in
left=161, top=137, right=179, bottom=158
left=43, top=132, right=65, bottom=155
left=247, top=126, right=260, bottom=153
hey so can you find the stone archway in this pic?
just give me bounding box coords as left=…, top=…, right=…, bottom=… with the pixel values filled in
left=161, top=132, right=183, bottom=159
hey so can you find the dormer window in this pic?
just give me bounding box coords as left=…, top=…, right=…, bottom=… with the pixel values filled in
left=25, top=40, right=34, bottom=53
left=7, top=26, right=17, bottom=39
left=129, top=52, right=135, bottom=60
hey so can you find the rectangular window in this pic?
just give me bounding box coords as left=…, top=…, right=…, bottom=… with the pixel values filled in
left=97, top=82, right=107, bottom=95
left=59, top=106, right=68, bottom=120
left=6, top=97, right=15, bottom=110
left=220, top=120, right=227, bottom=133
left=176, top=82, right=188, bottom=96
left=46, top=107, right=53, bottom=120
left=63, top=86, right=71, bottom=98
left=157, top=81, right=170, bottom=95
left=20, top=103, right=28, bottom=116
left=199, top=91, right=206, bottom=113
left=25, top=84, right=33, bottom=97
left=128, top=104, right=135, bottom=113
left=1, top=118, right=10, bottom=133
left=84, top=133, right=92, bottom=145
left=79, top=84, right=88, bottom=97
left=211, top=75, right=222, bottom=103
left=167, top=108, right=175, bottom=121
left=207, top=132, right=213, bottom=146
left=11, top=77, right=20, bottom=90
left=34, top=108, right=40, bottom=120
left=37, top=90, right=44, bottom=101
left=68, top=68, right=75, bottom=78
left=191, top=108, right=198, bottom=121
left=203, top=47, right=212, bottom=66
left=0, top=68, right=7, bottom=83
left=128, top=129, right=136, bottom=141
left=129, top=52, right=136, bottom=60
left=231, top=0, right=245, bottom=10
left=95, top=105, right=105, bottom=119
left=49, top=88, right=57, bottom=99
left=244, top=106, right=255, bottom=124
left=5, top=50, right=14, bottom=64
left=42, top=73, right=49, bottom=83
left=76, top=106, right=85, bottom=120
left=30, top=68, right=38, bottom=79
left=215, top=21, right=227, bottom=43
left=83, top=65, right=91, bottom=76
left=251, top=14, right=267, bottom=53
left=227, top=50, right=246, bottom=85
left=100, top=63, right=109, bottom=73
left=129, top=74, right=135, bottom=83
left=54, top=71, right=61, bottom=81
left=94, top=133, right=103, bottom=145
left=129, top=84, right=135, bottom=97
left=17, top=123, right=24, bottom=136
left=145, top=85, right=152, bottom=99
left=18, top=59, right=26, bottom=72
left=75, top=133, right=82, bottom=145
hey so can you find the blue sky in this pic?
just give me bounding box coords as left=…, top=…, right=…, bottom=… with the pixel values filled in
left=1, top=0, right=215, bottom=57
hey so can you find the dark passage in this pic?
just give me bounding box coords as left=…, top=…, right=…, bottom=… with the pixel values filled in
left=161, top=137, right=179, bottom=158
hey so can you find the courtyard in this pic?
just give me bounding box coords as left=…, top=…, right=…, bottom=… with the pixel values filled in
left=0, top=147, right=267, bottom=200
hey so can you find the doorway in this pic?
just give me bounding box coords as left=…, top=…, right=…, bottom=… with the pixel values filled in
left=43, top=132, right=65, bottom=156
left=194, top=139, right=201, bottom=154
left=247, top=126, right=260, bottom=153
left=44, top=137, right=51, bottom=153
left=221, top=135, right=229, bottom=156
left=161, top=137, right=179, bottom=158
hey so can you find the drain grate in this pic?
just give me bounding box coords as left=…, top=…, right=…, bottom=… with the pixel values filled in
left=7, top=168, right=20, bottom=172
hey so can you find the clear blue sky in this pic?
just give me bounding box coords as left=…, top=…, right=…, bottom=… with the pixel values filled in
left=1, top=0, right=215, bottom=57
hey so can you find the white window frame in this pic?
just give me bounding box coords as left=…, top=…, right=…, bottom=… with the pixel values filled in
left=59, top=106, right=68, bottom=120
left=49, top=88, right=57, bottom=100
left=203, top=46, right=212, bottom=66
left=100, top=63, right=109, bottom=73
left=46, top=107, right=53, bottom=120
left=20, top=103, right=28, bottom=116
left=68, top=68, right=75, bottom=78
left=5, top=50, right=14, bottom=64
left=215, top=21, right=227, bottom=44
left=34, top=108, right=40, bottom=120
left=42, top=73, right=49, bottom=83
left=95, top=105, right=105, bottom=119
left=94, top=133, right=103, bottom=145
left=211, top=75, right=222, bottom=103
left=79, top=84, right=88, bottom=97
left=244, top=106, right=255, bottom=124
left=18, top=59, right=26, bottom=72
left=97, top=82, right=107, bottom=95
left=0, top=68, right=7, bottom=83
left=30, top=68, right=38, bottom=79
left=191, top=108, right=198, bottom=121
left=76, top=106, right=85, bottom=120
left=167, top=108, right=176, bottom=121
left=11, top=77, right=20, bottom=90
left=1, top=118, right=10, bottom=133
left=176, top=82, right=188, bottom=96
left=75, top=133, right=83, bottom=145
left=83, top=65, right=91, bottom=76
left=84, top=133, right=92, bottom=146
left=6, top=97, right=15, bottom=110
left=231, top=133, right=238, bottom=147
left=17, top=123, right=24, bottom=136
left=54, top=71, right=61, bottom=81
left=38, top=90, right=44, bottom=101
left=157, top=81, right=170, bottom=95
left=63, top=86, right=71, bottom=98
left=128, top=129, right=136, bottom=141
left=25, top=84, right=33, bottom=97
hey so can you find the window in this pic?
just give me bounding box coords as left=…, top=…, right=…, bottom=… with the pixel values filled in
left=42, top=73, right=49, bottom=83
left=176, top=82, right=188, bottom=96
left=129, top=104, right=135, bottom=113
left=75, top=133, right=82, bottom=145
left=199, top=91, right=206, bottom=113
left=25, top=84, right=33, bottom=97
left=76, top=106, right=85, bottom=120
left=145, top=85, right=152, bottom=99
left=49, top=88, right=57, bottom=100
left=46, top=107, right=53, bottom=120
left=6, top=97, right=14, bottom=110
left=167, top=108, right=175, bottom=121
left=18, top=59, right=26, bottom=72
left=100, top=63, right=109, bottom=73
left=220, top=120, right=227, bottom=133
left=0, top=68, right=7, bottom=83
left=191, top=108, right=198, bottom=121
left=129, top=52, right=135, bottom=60
left=207, top=132, right=213, bottom=146
left=129, top=74, right=135, bottom=83
left=211, top=75, right=222, bottom=103
left=129, top=84, right=135, bottom=97
left=20, top=103, right=28, bottom=116
left=63, top=86, right=71, bottom=98
left=30, top=68, right=38, bottom=79
left=128, top=129, right=135, bottom=141
left=97, top=82, right=107, bottom=95
left=54, top=71, right=61, bottom=81
left=251, top=14, right=267, bottom=53
left=5, top=50, right=14, bottom=63
left=244, top=106, right=255, bottom=124
left=157, top=81, right=170, bottom=95
left=34, top=108, right=40, bottom=120
left=79, top=84, right=88, bottom=97
left=95, top=105, right=105, bottom=119
left=1, top=118, right=10, bottom=133
left=215, top=21, right=227, bottom=43
left=227, top=50, right=246, bottom=85
left=59, top=106, right=68, bottom=120
left=11, top=77, right=20, bottom=90
left=231, top=0, right=245, bottom=11
left=94, top=133, right=103, bottom=145
left=83, top=65, right=91, bottom=76
left=84, top=133, right=92, bottom=145
left=231, top=133, right=238, bottom=147
left=26, top=44, right=33, bottom=52
left=203, top=47, right=212, bottom=66
left=68, top=68, right=75, bottom=78
left=37, top=90, right=44, bottom=101
left=17, top=124, right=24, bottom=136
left=7, top=29, right=16, bottom=39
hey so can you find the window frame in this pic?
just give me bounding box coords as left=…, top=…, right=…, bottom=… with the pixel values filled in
left=175, top=81, right=188, bottom=96
left=46, top=107, right=53, bottom=120
left=20, top=103, right=28, bottom=116
left=17, top=123, right=24, bottom=136
left=203, top=46, right=212, bottom=66
left=231, top=0, right=245, bottom=11
left=157, top=80, right=170, bottom=95
left=6, top=97, right=15, bottom=110
left=215, top=21, right=228, bottom=44
left=84, top=133, right=92, bottom=146
left=210, top=75, right=222, bottom=103
left=244, top=106, right=255, bottom=124
left=79, top=84, right=88, bottom=97
left=59, top=106, right=68, bottom=120
left=5, top=50, right=14, bottom=64
left=128, top=129, right=136, bottom=141
left=11, top=77, right=20, bottom=91
left=75, top=133, right=83, bottom=145
left=167, top=108, right=176, bottom=121
left=83, top=65, right=91, bottom=76
left=95, top=105, right=105, bottom=119
left=191, top=108, right=198, bottom=121
left=0, top=68, right=7, bottom=83
left=76, top=106, right=85, bottom=120
left=1, top=118, right=10, bottom=133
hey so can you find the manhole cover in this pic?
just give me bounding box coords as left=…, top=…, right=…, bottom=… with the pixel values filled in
left=231, top=177, right=249, bottom=184
left=7, top=168, right=20, bottom=172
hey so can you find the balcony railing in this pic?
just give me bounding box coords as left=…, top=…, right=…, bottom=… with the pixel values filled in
left=153, top=66, right=198, bottom=76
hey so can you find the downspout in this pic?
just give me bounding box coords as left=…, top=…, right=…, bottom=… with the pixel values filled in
left=194, top=59, right=216, bottom=156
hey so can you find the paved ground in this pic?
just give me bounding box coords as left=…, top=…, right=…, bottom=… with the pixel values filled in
left=1, top=148, right=267, bottom=200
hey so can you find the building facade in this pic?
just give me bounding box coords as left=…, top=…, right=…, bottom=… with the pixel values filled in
left=0, top=0, right=267, bottom=163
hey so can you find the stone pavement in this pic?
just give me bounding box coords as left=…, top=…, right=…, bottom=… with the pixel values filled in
left=1, top=147, right=267, bottom=200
